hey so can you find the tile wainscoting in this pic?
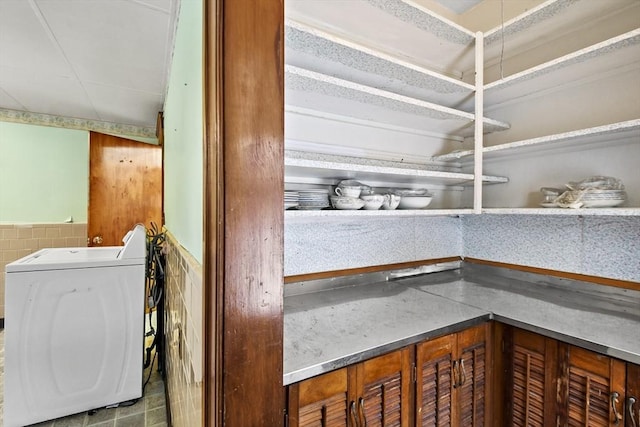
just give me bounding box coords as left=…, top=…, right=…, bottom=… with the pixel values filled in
left=0, top=222, right=87, bottom=319
left=164, top=230, right=203, bottom=427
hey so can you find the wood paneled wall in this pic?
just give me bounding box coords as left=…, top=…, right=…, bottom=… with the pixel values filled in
left=204, top=0, right=285, bottom=425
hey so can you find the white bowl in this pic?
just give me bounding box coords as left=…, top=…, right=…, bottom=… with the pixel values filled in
left=398, top=196, right=433, bottom=209
left=330, top=196, right=365, bottom=210
left=360, top=194, right=384, bottom=210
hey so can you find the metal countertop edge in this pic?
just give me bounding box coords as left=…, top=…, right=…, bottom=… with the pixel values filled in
left=490, top=314, right=640, bottom=365
left=282, top=314, right=491, bottom=386
left=283, top=310, right=640, bottom=386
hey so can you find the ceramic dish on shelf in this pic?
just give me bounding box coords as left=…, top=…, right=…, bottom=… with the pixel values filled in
left=391, top=188, right=431, bottom=197
left=580, top=199, right=626, bottom=208
left=297, top=189, right=329, bottom=209
left=360, top=194, right=384, bottom=210
left=397, top=195, right=433, bottom=209
left=329, top=196, right=365, bottom=210
left=540, top=202, right=559, bottom=208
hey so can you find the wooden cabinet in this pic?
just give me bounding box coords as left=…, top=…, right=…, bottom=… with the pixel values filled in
left=415, top=323, right=489, bottom=426
left=626, top=364, right=640, bottom=427
left=503, top=327, right=558, bottom=427
left=559, top=344, right=628, bottom=427
left=500, top=326, right=640, bottom=427
left=288, top=323, right=639, bottom=427
left=288, top=324, right=490, bottom=427
left=287, top=348, right=413, bottom=427
left=357, top=348, right=413, bottom=426
left=288, top=368, right=350, bottom=426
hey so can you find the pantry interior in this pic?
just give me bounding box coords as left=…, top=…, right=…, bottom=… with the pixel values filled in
left=275, top=0, right=640, bottom=426
left=281, top=0, right=640, bottom=280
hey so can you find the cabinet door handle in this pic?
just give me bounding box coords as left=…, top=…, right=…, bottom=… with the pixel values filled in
left=321, top=405, right=327, bottom=427
left=628, top=396, right=637, bottom=427
left=358, top=397, right=368, bottom=427
left=611, top=391, right=622, bottom=426
left=350, top=400, right=360, bottom=427
left=452, top=360, right=459, bottom=388
left=459, top=358, right=467, bottom=387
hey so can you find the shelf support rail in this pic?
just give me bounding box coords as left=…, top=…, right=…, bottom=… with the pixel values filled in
left=473, top=31, right=484, bottom=214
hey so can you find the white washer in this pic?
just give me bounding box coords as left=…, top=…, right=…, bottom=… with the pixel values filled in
left=4, top=224, right=147, bottom=427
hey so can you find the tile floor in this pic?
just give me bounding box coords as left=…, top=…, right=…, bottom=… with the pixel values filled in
left=0, top=328, right=169, bottom=427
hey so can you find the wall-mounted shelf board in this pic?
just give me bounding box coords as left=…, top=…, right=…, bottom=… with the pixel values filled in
left=431, top=119, right=640, bottom=162
left=286, top=66, right=510, bottom=137
left=482, top=0, right=640, bottom=66
left=483, top=208, right=640, bottom=216
left=285, top=20, right=474, bottom=109
left=482, top=29, right=640, bottom=106
left=286, top=208, right=640, bottom=218
left=285, top=209, right=472, bottom=218
left=284, top=154, right=508, bottom=188
left=286, top=0, right=475, bottom=80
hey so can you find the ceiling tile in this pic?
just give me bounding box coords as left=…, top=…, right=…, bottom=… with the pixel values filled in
left=35, top=0, right=172, bottom=93
left=0, top=0, right=75, bottom=77
left=0, top=87, right=25, bottom=111
left=0, top=65, right=98, bottom=120
left=84, top=82, right=163, bottom=127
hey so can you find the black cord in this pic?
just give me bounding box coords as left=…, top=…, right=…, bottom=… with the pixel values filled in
left=143, top=349, right=158, bottom=392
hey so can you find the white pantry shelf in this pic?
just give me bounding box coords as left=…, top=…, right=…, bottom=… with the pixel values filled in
left=484, top=29, right=640, bottom=106
left=286, top=0, right=476, bottom=77
left=285, top=20, right=474, bottom=109
left=285, top=208, right=472, bottom=218
left=284, top=154, right=508, bottom=188
left=432, top=119, right=640, bottom=162
left=482, top=208, right=640, bottom=216
left=285, top=208, right=640, bottom=218
left=285, top=66, right=510, bottom=137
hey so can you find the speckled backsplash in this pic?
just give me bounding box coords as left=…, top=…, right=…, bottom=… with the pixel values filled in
left=164, top=230, right=203, bottom=427
left=0, top=223, right=87, bottom=319
left=284, top=215, right=462, bottom=276
left=463, top=215, right=640, bottom=282
left=285, top=214, right=639, bottom=282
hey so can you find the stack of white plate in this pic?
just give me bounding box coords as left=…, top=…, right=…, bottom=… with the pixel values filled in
left=555, top=189, right=627, bottom=208
left=297, top=189, right=330, bottom=210
left=284, top=191, right=299, bottom=210
left=579, top=190, right=627, bottom=208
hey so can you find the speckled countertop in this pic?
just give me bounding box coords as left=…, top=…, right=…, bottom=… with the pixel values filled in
left=283, top=264, right=640, bottom=385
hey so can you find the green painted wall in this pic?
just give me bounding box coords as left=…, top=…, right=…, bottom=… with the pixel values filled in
left=163, top=0, right=203, bottom=263
left=0, top=122, right=88, bottom=223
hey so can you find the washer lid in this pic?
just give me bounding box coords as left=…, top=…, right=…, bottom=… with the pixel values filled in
left=5, top=246, right=144, bottom=272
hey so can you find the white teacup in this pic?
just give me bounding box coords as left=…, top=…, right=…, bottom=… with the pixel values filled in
left=360, top=194, right=384, bottom=210
left=381, top=194, right=401, bottom=210
left=335, top=185, right=361, bottom=198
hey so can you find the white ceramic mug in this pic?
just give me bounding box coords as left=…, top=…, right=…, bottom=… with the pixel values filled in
left=335, top=185, right=361, bottom=198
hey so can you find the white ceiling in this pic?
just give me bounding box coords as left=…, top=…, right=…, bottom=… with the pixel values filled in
left=0, top=0, right=179, bottom=134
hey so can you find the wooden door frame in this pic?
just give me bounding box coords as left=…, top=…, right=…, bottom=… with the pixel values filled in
left=203, top=0, right=285, bottom=425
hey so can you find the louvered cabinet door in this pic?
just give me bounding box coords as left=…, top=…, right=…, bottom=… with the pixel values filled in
left=562, top=345, right=626, bottom=427
left=416, top=334, right=456, bottom=426
left=359, top=347, right=412, bottom=427
left=457, top=324, right=489, bottom=427
left=508, top=328, right=558, bottom=427
left=626, top=363, right=640, bottom=427
left=289, top=368, right=349, bottom=427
